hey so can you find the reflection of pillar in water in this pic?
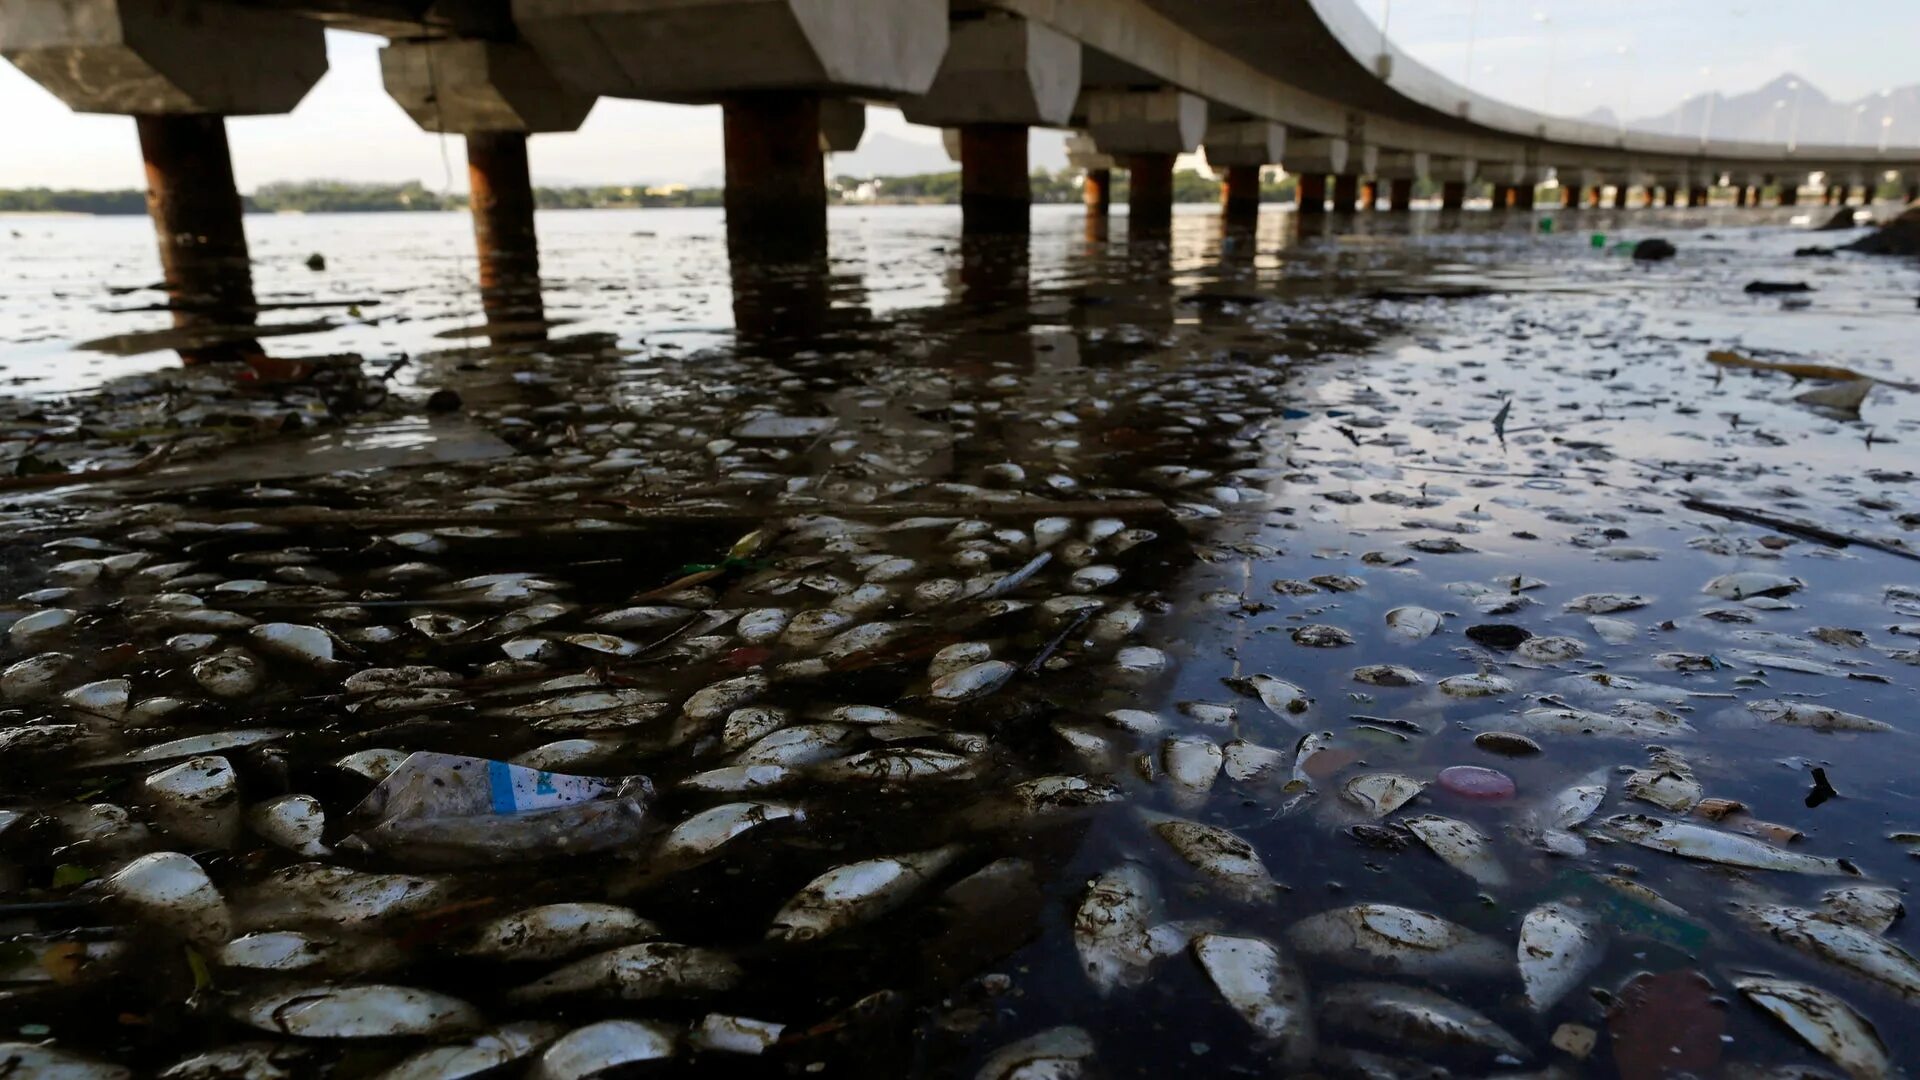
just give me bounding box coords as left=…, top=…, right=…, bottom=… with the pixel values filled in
left=730, top=253, right=832, bottom=358
left=957, top=233, right=1031, bottom=312
left=137, top=115, right=262, bottom=365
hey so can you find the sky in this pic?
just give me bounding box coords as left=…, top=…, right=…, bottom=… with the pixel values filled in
left=2, top=1, right=1917, bottom=192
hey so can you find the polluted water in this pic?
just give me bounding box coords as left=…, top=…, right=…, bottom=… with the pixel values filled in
left=0, top=202, right=1918, bottom=1077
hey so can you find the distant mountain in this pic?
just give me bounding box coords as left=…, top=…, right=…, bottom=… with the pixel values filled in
left=1577, top=106, right=1620, bottom=128
left=1621, top=74, right=1920, bottom=148
left=828, top=132, right=955, bottom=178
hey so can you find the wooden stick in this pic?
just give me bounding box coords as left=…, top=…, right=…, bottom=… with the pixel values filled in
left=1682, top=498, right=1920, bottom=563
left=133, top=498, right=1172, bottom=529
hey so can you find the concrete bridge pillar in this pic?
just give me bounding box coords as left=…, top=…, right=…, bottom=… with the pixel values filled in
left=511, top=0, right=947, bottom=256
left=1203, top=121, right=1284, bottom=226
left=1907, top=179, right=1919, bottom=204
left=1734, top=185, right=1750, bottom=208
left=1284, top=137, right=1347, bottom=215
left=1687, top=186, right=1708, bottom=207
left=1611, top=184, right=1629, bottom=209
left=1332, top=174, right=1360, bottom=213
left=1440, top=181, right=1465, bottom=210
left=1558, top=185, right=1577, bottom=208
left=901, top=13, right=1078, bottom=235
left=1358, top=179, right=1378, bottom=210
left=1298, top=174, right=1328, bottom=214
left=1372, top=151, right=1426, bottom=214
left=1066, top=134, right=1115, bottom=219
left=0, top=0, right=326, bottom=364
left=382, top=39, right=595, bottom=331
left=1389, top=178, right=1414, bottom=211
left=1661, top=184, right=1679, bottom=207
left=1777, top=178, right=1800, bottom=207
left=1083, top=88, right=1205, bottom=234
left=1512, top=184, right=1536, bottom=210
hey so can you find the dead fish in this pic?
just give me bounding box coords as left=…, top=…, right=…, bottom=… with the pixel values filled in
left=106, top=851, right=232, bottom=947
left=1353, top=664, right=1424, bottom=687
left=452, top=904, right=660, bottom=963
left=1518, top=902, right=1604, bottom=1013
left=1318, top=982, right=1529, bottom=1061
left=191, top=652, right=262, bottom=699
left=1514, top=704, right=1693, bottom=739
left=964, top=775, right=1122, bottom=830
left=736, top=723, right=862, bottom=767
left=1111, top=645, right=1169, bottom=683
left=1739, top=905, right=1920, bottom=1002
left=160, top=1044, right=311, bottom=1080
left=930, top=642, right=993, bottom=681
left=61, top=678, right=129, bottom=720
left=1747, top=700, right=1891, bottom=733
left=8, top=607, right=76, bottom=648
left=1607, top=816, right=1859, bottom=875
left=677, top=764, right=796, bottom=794
left=691, top=1013, right=784, bottom=1056
left=683, top=675, right=768, bottom=723
left=1223, top=739, right=1288, bottom=783
left=1704, top=572, right=1805, bottom=600
left=737, top=608, right=791, bottom=644
left=811, top=747, right=976, bottom=784
left=973, top=1026, right=1095, bottom=1080
left=528, top=1020, right=677, bottom=1079
left=1385, top=606, right=1443, bottom=641
left=1521, top=768, right=1610, bottom=856
left=0, top=1044, right=129, bottom=1079
left=1733, top=975, right=1890, bottom=1080
left=931, top=660, right=1016, bottom=704
left=143, top=755, right=241, bottom=850
left=233, top=984, right=481, bottom=1039
left=1, top=651, right=74, bottom=701
left=1229, top=673, right=1312, bottom=722
left=1192, top=933, right=1314, bottom=1059
left=247, top=795, right=329, bottom=857
left=1437, top=673, right=1514, bottom=698
left=1625, top=748, right=1703, bottom=813
left=490, top=602, right=573, bottom=637
left=768, top=846, right=963, bottom=942
left=654, top=802, right=804, bottom=870
left=1293, top=624, right=1354, bottom=648
left=721, top=706, right=789, bottom=751
left=562, top=632, right=640, bottom=657
left=1141, top=812, right=1276, bottom=904
left=216, top=931, right=405, bottom=976
left=584, top=606, right=689, bottom=631
left=1286, top=905, right=1507, bottom=978
left=342, top=666, right=460, bottom=693
left=238, top=863, right=452, bottom=930
left=1820, top=886, right=1905, bottom=935
left=377, top=1022, right=563, bottom=1080
left=1073, top=865, right=1162, bottom=994
left=1401, top=815, right=1508, bottom=887
left=1162, top=735, right=1224, bottom=807
left=508, top=942, right=741, bottom=1002
left=1342, top=774, right=1427, bottom=819
left=247, top=622, right=340, bottom=669
left=1564, top=593, right=1650, bottom=614
left=1517, top=635, right=1587, bottom=663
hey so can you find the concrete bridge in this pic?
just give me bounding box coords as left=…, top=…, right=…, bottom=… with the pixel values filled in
left=5, top=0, right=1918, bottom=352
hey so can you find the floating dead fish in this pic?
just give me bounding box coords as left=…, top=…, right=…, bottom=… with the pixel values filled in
left=216, top=930, right=404, bottom=976
left=1607, top=816, right=1859, bottom=875
left=106, top=851, right=232, bottom=947
left=768, top=846, right=963, bottom=942
left=1293, top=624, right=1354, bottom=648
left=1074, top=864, right=1162, bottom=995
left=1111, top=645, right=1169, bottom=683
left=1223, top=739, right=1288, bottom=783
left=246, top=622, right=339, bottom=669
left=737, top=723, right=862, bottom=767
left=1734, top=975, right=1889, bottom=1080
left=9, top=607, right=76, bottom=648
left=509, top=942, right=741, bottom=1003
left=973, top=1027, right=1095, bottom=1080
left=1402, top=815, right=1508, bottom=887
left=143, top=755, right=241, bottom=849
left=0, top=1044, right=129, bottom=1079
left=238, top=863, right=452, bottom=930
left=1625, top=749, right=1703, bottom=813
left=453, top=904, right=659, bottom=963
left=931, top=660, right=1016, bottom=704
left=191, top=652, right=262, bottom=699
left=1520, top=768, right=1609, bottom=856
left=1142, top=812, right=1276, bottom=904
left=812, top=747, right=976, bottom=784
left=1342, top=773, right=1426, bottom=818
left=1747, top=699, right=1891, bottom=733
left=683, top=674, right=768, bottom=722
left=233, top=984, right=481, bottom=1039
left=1286, top=905, right=1506, bottom=978
left=1385, top=606, right=1442, bottom=641
left=1229, top=673, right=1311, bottom=722
left=248, top=794, right=329, bottom=857
left=1353, top=664, right=1424, bottom=686
left=159, top=1044, right=311, bottom=1080
left=654, top=802, right=804, bottom=871
left=1514, top=704, right=1692, bottom=739
left=1740, top=905, right=1920, bottom=1002
left=60, top=678, right=129, bottom=720
left=1564, top=593, right=1650, bottom=614
left=342, top=666, right=460, bottom=693
left=1318, top=982, right=1529, bottom=1061
left=1437, top=672, right=1514, bottom=698
left=1, top=650, right=73, bottom=701
left=1163, top=735, right=1223, bottom=807
left=930, top=642, right=993, bottom=681
left=377, top=1022, right=562, bottom=1080
left=1589, top=616, right=1639, bottom=643
left=1517, top=636, right=1586, bottom=663
left=677, top=764, right=796, bottom=794
left=1820, top=885, right=1905, bottom=935
left=1192, top=933, right=1314, bottom=1059
left=528, top=1019, right=677, bottom=1079
left=1704, top=572, right=1805, bottom=600
left=1518, top=902, right=1603, bottom=1013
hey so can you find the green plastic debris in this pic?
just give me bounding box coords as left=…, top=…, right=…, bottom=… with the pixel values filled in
left=1590, top=233, right=1607, bottom=248
left=1538, top=217, right=1555, bottom=233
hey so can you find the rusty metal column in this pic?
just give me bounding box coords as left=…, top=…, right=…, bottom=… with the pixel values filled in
left=1489, top=184, right=1512, bottom=209
left=1126, top=152, right=1175, bottom=233
left=1221, top=164, right=1260, bottom=224
left=1439, top=180, right=1464, bottom=210
left=723, top=92, right=826, bottom=259
left=1388, top=178, right=1414, bottom=212
left=960, top=124, right=1030, bottom=235
left=1298, top=174, right=1328, bottom=214
left=465, top=131, right=544, bottom=328
left=1332, top=174, right=1359, bottom=213
left=1084, top=168, right=1111, bottom=215
left=136, top=114, right=259, bottom=365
